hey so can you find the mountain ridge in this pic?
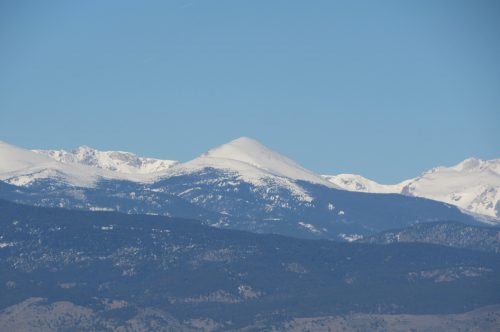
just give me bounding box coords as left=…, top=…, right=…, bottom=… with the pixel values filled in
left=0, top=138, right=494, bottom=231
left=324, top=157, right=500, bottom=219
left=34, top=145, right=179, bottom=175
left=7, top=137, right=497, bottom=212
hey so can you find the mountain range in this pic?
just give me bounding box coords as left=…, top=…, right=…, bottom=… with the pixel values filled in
left=1, top=138, right=500, bottom=330
left=1, top=138, right=489, bottom=240
left=1, top=137, right=495, bottom=220
left=4, top=137, right=497, bottom=221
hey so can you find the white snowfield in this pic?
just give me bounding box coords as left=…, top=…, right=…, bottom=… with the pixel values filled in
left=324, top=158, right=500, bottom=220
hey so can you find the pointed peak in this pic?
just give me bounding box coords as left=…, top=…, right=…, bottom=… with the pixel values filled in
left=186, top=136, right=336, bottom=188
left=203, top=137, right=282, bottom=167
left=207, top=137, right=266, bottom=153
left=228, top=136, right=261, bottom=145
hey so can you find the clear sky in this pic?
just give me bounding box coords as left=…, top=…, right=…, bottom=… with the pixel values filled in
left=1, top=0, right=499, bottom=183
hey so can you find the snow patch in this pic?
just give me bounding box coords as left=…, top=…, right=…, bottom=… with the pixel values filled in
left=0, top=242, right=14, bottom=249
left=89, top=207, right=115, bottom=212
left=338, top=233, right=363, bottom=242
left=298, top=221, right=321, bottom=234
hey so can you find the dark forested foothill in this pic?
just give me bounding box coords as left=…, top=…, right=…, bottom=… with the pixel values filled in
left=1, top=200, right=499, bottom=330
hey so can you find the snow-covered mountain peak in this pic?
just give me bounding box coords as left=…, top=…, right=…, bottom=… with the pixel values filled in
left=185, top=137, right=335, bottom=187
left=324, top=157, right=500, bottom=220
left=203, top=137, right=300, bottom=172
left=34, top=146, right=179, bottom=175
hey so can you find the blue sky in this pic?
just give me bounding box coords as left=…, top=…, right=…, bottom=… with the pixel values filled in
left=1, top=0, right=499, bottom=183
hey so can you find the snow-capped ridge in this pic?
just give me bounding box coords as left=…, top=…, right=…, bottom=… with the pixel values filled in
left=35, top=146, right=179, bottom=175
left=0, top=141, right=178, bottom=187
left=324, top=158, right=500, bottom=220
left=5, top=138, right=497, bottom=220
left=0, top=141, right=101, bottom=187
left=2, top=138, right=337, bottom=201
left=323, top=173, right=407, bottom=194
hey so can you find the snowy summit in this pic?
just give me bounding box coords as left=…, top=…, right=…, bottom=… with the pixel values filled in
left=178, top=137, right=334, bottom=187
left=324, top=158, right=500, bottom=220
